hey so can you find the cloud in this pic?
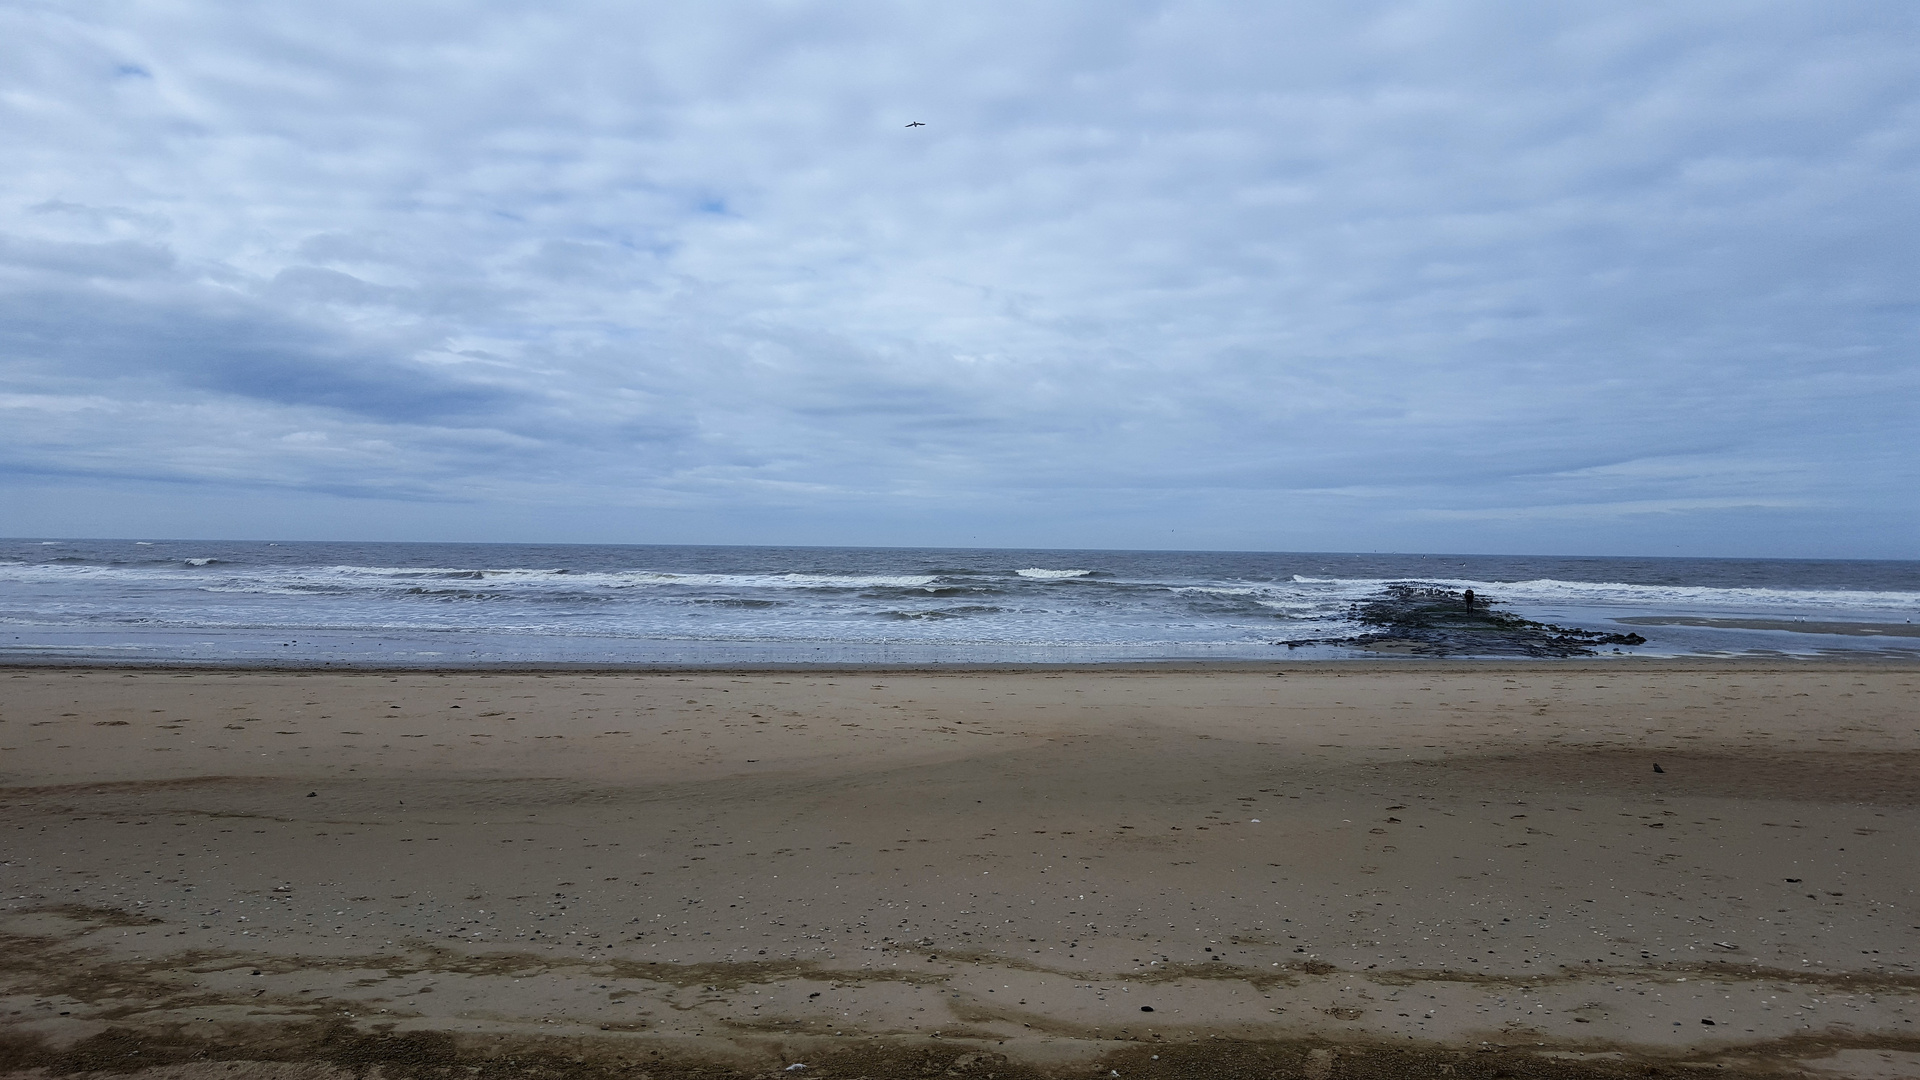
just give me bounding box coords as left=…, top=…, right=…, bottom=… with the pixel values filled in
left=0, top=233, right=175, bottom=279
left=1416, top=497, right=1815, bottom=524
left=0, top=0, right=1915, bottom=554
left=0, top=267, right=518, bottom=424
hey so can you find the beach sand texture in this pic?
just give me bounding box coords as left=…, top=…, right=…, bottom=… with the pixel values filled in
left=3, top=665, right=1918, bottom=1079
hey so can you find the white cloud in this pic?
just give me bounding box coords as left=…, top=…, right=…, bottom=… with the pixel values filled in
left=1415, top=497, right=1815, bottom=523
left=1, top=0, right=1916, bottom=554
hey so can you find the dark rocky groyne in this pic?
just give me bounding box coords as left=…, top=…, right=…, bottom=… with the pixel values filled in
left=1284, top=583, right=1647, bottom=657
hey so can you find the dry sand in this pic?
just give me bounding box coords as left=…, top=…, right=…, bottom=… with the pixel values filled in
left=3, top=663, right=1918, bottom=1079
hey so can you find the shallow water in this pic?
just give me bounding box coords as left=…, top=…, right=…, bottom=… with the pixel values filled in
left=2, top=539, right=1916, bottom=665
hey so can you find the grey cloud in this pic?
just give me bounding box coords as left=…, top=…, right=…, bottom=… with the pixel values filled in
left=0, top=1, right=1915, bottom=552
left=30, top=200, right=169, bottom=233
left=0, top=234, right=175, bottom=279
left=0, top=279, right=516, bottom=424
left=267, top=266, right=399, bottom=306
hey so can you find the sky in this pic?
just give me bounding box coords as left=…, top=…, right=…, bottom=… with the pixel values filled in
left=2, top=1, right=1916, bottom=557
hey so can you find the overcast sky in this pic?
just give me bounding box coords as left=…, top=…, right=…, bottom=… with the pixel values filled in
left=3, top=1, right=1916, bottom=556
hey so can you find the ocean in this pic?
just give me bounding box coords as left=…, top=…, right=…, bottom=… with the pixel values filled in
left=2, top=539, right=1917, bottom=666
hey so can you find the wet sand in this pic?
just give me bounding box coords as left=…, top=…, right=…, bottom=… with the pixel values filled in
left=3, top=663, right=1919, bottom=1079
left=1612, top=616, right=1920, bottom=638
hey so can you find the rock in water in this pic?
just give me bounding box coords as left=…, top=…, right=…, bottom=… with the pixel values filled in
left=1282, top=584, right=1648, bottom=658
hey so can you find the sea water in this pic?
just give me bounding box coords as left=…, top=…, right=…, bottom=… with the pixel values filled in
left=2, top=539, right=1916, bottom=665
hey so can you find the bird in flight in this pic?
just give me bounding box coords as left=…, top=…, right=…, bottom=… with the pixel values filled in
left=905, top=121, right=925, bottom=127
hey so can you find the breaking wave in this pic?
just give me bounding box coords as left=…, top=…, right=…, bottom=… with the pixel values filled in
left=3, top=539, right=1915, bottom=664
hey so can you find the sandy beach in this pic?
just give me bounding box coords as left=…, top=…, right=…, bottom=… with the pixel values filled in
left=3, top=663, right=1918, bottom=1079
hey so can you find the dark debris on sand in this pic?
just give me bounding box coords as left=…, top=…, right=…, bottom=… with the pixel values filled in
left=1283, top=584, right=1647, bottom=658
left=2, top=1023, right=1896, bottom=1080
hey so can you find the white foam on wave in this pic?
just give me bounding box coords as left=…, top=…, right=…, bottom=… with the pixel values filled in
left=0, top=561, right=941, bottom=594
left=630, top=571, right=940, bottom=590
left=336, top=565, right=943, bottom=592
left=7, top=558, right=1912, bottom=619
left=1289, top=574, right=1920, bottom=615
left=203, top=564, right=940, bottom=592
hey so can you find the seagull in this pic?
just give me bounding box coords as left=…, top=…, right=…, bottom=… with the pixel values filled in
left=905, top=121, right=926, bottom=127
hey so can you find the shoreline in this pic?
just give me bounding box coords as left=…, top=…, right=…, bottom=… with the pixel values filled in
left=5, top=664, right=1918, bottom=1079
left=6, top=654, right=1920, bottom=675
left=1615, top=616, right=1920, bottom=637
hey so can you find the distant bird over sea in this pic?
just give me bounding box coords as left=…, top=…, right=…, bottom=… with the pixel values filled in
left=905, top=120, right=925, bottom=127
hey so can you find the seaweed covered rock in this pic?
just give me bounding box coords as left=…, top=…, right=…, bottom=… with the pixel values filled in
left=1284, top=584, right=1646, bottom=657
